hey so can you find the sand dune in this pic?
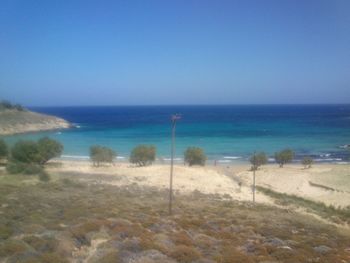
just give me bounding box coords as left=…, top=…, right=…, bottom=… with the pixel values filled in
left=48, top=161, right=350, bottom=209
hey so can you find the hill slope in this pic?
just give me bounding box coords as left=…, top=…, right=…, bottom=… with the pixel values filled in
left=0, top=109, right=71, bottom=135
left=0, top=171, right=349, bottom=263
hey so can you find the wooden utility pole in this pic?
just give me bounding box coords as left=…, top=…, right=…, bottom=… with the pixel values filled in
left=253, top=151, right=256, bottom=204
left=169, top=114, right=181, bottom=215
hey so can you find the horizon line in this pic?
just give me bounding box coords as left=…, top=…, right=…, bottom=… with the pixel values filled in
left=28, top=103, right=350, bottom=108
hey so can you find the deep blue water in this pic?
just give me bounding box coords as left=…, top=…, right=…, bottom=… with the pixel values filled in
left=4, top=105, right=350, bottom=163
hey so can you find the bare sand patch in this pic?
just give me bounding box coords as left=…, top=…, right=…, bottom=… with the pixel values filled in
left=236, top=164, right=350, bottom=207
left=48, top=161, right=272, bottom=204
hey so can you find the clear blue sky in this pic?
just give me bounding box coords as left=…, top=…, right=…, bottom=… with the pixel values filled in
left=1, top=0, right=349, bottom=106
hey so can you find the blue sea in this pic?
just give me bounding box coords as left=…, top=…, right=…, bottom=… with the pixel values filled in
left=3, top=105, right=350, bottom=164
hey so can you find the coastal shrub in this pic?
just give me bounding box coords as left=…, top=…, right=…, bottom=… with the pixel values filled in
left=10, top=140, right=41, bottom=164
left=170, top=245, right=201, bottom=263
left=38, top=170, right=51, bottom=182
left=0, top=139, right=8, bottom=160
left=302, top=156, right=313, bottom=169
left=274, top=149, right=294, bottom=167
left=10, top=138, right=62, bottom=165
left=90, top=145, right=116, bottom=167
left=6, top=161, right=26, bottom=174
left=23, top=164, right=43, bottom=175
left=129, top=145, right=156, bottom=166
left=6, top=161, right=44, bottom=175
left=249, top=152, right=268, bottom=171
left=184, top=147, right=206, bottom=166
left=37, top=137, right=63, bottom=164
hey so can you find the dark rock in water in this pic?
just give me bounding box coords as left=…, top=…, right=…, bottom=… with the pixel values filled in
left=314, top=245, right=332, bottom=254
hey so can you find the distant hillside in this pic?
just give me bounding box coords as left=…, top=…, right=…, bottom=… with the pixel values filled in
left=0, top=101, right=71, bottom=135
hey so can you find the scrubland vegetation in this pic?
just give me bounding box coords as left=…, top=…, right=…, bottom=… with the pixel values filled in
left=274, top=149, right=294, bottom=167
left=257, top=186, right=350, bottom=224
left=302, top=156, right=314, bottom=169
left=184, top=147, right=207, bottom=166
left=0, top=100, right=25, bottom=111
left=90, top=145, right=116, bottom=167
left=129, top=145, right=156, bottom=166
left=0, top=170, right=349, bottom=263
left=249, top=152, right=267, bottom=171
left=1, top=137, right=63, bottom=181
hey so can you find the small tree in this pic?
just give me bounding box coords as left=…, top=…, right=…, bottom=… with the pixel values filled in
left=302, top=156, right=313, bottom=169
left=90, top=145, right=116, bottom=167
left=274, top=149, right=294, bottom=167
left=250, top=152, right=267, bottom=171
left=11, top=140, right=41, bottom=164
left=129, top=145, right=156, bottom=166
left=184, top=147, right=206, bottom=166
left=0, top=139, right=8, bottom=160
left=37, top=137, right=63, bottom=164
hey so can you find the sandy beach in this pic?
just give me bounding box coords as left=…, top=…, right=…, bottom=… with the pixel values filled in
left=48, top=160, right=350, bottom=208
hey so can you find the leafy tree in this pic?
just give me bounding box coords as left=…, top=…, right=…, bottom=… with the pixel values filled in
left=9, top=137, right=62, bottom=167
left=274, top=149, right=294, bottom=167
left=11, top=140, right=42, bottom=164
left=184, top=147, right=206, bottom=166
left=250, top=152, right=268, bottom=171
left=37, top=137, right=63, bottom=164
left=90, top=145, right=116, bottom=167
left=302, top=156, right=313, bottom=169
left=0, top=139, right=8, bottom=159
left=129, top=145, right=156, bottom=166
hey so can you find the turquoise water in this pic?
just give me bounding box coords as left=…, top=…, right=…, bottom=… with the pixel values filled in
left=3, top=105, right=350, bottom=163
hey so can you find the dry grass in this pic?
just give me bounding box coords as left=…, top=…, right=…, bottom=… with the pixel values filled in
left=257, top=186, right=350, bottom=224
left=0, top=172, right=349, bottom=262
left=169, top=245, right=201, bottom=262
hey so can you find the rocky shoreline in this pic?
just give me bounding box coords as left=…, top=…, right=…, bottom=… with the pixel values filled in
left=0, top=109, right=71, bottom=135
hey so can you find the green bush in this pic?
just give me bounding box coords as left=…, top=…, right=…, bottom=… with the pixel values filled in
left=129, top=145, right=156, bottom=166
left=6, top=162, right=43, bottom=175
left=38, top=171, right=51, bottom=182
left=0, top=139, right=8, bottom=159
left=37, top=137, right=63, bottom=164
left=302, top=156, right=313, bottom=168
left=90, top=145, right=116, bottom=167
left=6, top=161, right=26, bottom=174
left=184, top=147, right=206, bottom=166
left=23, top=164, right=43, bottom=175
left=274, top=149, right=294, bottom=167
left=250, top=152, right=268, bottom=171
left=10, top=140, right=41, bottom=164
left=10, top=138, right=63, bottom=165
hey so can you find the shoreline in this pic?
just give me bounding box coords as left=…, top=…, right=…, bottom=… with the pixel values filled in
left=57, top=154, right=350, bottom=166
